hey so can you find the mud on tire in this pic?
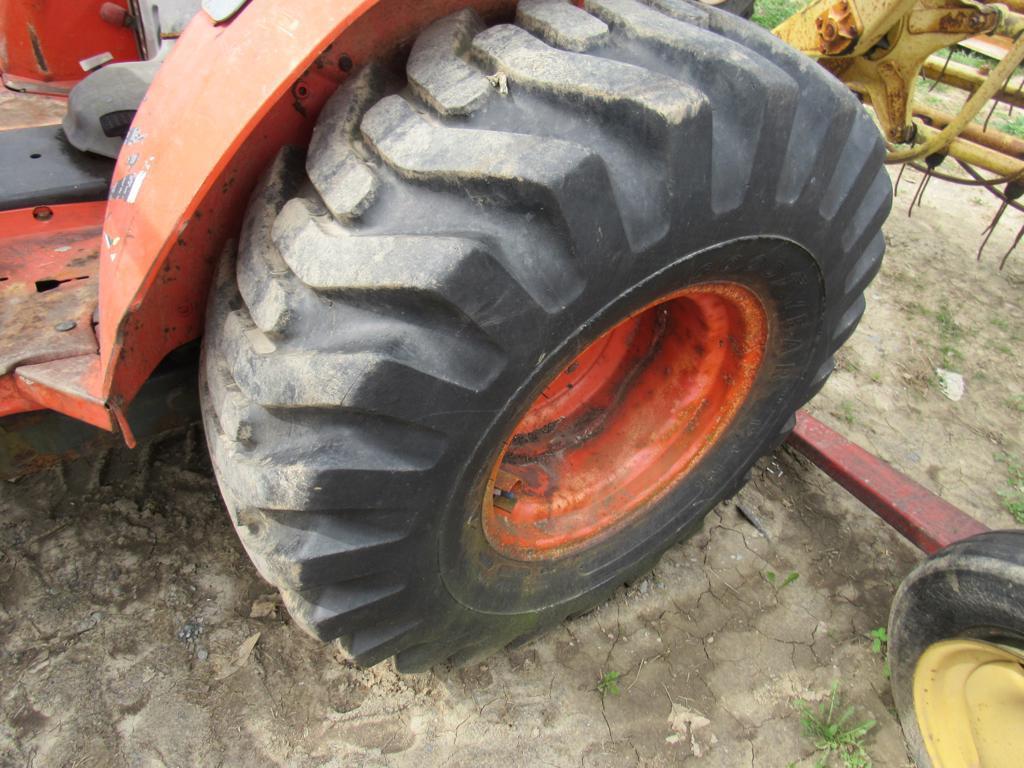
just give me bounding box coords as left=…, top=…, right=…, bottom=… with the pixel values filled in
left=201, top=0, right=891, bottom=670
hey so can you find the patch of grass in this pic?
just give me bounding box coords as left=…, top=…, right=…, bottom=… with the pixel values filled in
left=991, top=316, right=1010, bottom=332
left=995, top=453, right=1024, bottom=524
left=933, top=46, right=996, bottom=74
left=934, top=300, right=965, bottom=371
left=935, top=301, right=962, bottom=340
left=838, top=400, right=856, bottom=426
left=902, top=300, right=928, bottom=317
left=937, top=344, right=964, bottom=370
left=796, top=682, right=876, bottom=768
left=837, top=352, right=860, bottom=374
left=597, top=670, right=621, bottom=696
left=869, top=372, right=882, bottom=384
left=752, top=0, right=804, bottom=30
left=998, top=114, right=1024, bottom=139
left=1009, top=394, right=1024, bottom=413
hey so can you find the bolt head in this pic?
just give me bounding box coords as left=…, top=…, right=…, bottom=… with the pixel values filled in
left=55, top=320, right=77, bottom=332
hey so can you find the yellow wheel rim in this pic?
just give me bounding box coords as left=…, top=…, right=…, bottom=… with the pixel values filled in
left=914, top=638, right=1024, bottom=768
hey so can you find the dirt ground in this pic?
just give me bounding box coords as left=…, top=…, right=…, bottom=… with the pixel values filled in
left=1, top=166, right=1022, bottom=768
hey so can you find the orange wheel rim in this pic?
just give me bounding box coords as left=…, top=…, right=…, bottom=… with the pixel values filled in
left=482, top=282, right=768, bottom=561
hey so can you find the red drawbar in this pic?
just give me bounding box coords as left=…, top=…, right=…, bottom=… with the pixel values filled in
left=483, top=282, right=768, bottom=561
left=788, top=411, right=989, bottom=555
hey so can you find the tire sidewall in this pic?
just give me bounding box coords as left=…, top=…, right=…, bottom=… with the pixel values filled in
left=439, top=236, right=826, bottom=614
left=888, top=532, right=1024, bottom=768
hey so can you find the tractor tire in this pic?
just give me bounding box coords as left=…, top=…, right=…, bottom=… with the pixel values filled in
left=201, top=0, right=890, bottom=670
left=888, top=530, right=1024, bottom=767
left=697, top=0, right=755, bottom=20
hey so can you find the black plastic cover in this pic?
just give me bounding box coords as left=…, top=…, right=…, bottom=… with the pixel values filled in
left=0, top=125, right=113, bottom=211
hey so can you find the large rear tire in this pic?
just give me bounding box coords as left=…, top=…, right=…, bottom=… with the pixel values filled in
left=200, top=0, right=890, bottom=669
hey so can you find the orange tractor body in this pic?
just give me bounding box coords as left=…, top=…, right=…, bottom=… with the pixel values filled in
left=2, top=4, right=1022, bottom=763
left=0, top=0, right=519, bottom=441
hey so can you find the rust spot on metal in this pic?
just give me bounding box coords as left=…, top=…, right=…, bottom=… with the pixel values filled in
left=27, top=24, right=48, bottom=74
left=481, top=283, right=768, bottom=561
left=0, top=205, right=103, bottom=382
left=816, top=0, right=859, bottom=56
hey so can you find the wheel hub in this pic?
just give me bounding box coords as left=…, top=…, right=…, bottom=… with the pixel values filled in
left=914, top=638, right=1024, bottom=768
left=482, top=282, right=767, bottom=561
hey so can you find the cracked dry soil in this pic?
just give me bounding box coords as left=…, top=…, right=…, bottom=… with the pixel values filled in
left=2, top=168, right=1022, bottom=767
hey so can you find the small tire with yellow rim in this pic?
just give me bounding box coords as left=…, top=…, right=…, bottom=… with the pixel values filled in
left=888, top=530, right=1024, bottom=768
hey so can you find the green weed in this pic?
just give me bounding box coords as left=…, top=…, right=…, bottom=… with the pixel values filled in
left=597, top=670, right=621, bottom=696
left=868, top=627, right=887, bottom=654
left=868, top=627, right=891, bottom=680
left=838, top=401, right=856, bottom=426
left=935, top=301, right=964, bottom=371
left=795, top=682, right=876, bottom=768
left=936, top=301, right=962, bottom=340
left=995, top=453, right=1024, bottom=524
left=765, top=570, right=800, bottom=589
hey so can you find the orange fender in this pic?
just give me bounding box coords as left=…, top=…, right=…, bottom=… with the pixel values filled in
left=96, top=0, right=516, bottom=420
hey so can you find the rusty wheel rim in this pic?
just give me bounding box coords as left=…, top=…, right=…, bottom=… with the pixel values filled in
left=482, top=282, right=768, bottom=561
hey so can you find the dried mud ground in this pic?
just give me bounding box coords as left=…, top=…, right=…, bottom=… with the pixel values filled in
left=2, top=169, right=1023, bottom=768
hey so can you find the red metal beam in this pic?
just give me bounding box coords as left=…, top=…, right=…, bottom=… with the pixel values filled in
left=788, top=411, right=989, bottom=555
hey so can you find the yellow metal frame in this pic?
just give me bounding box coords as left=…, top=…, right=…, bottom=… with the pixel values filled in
left=774, top=0, right=1024, bottom=176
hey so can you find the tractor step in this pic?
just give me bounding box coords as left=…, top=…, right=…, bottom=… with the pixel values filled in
left=0, top=202, right=104, bottom=423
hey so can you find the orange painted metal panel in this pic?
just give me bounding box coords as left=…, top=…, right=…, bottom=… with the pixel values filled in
left=483, top=284, right=768, bottom=560
left=14, top=354, right=113, bottom=431
left=0, top=374, right=39, bottom=417
left=0, top=0, right=139, bottom=91
left=1, top=0, right=517, bottom=427
left=0, top=202, right=107, bottom=424
left=0, top=203, right=102, bottom=377
left=97, top=0, right=516, bottom=412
